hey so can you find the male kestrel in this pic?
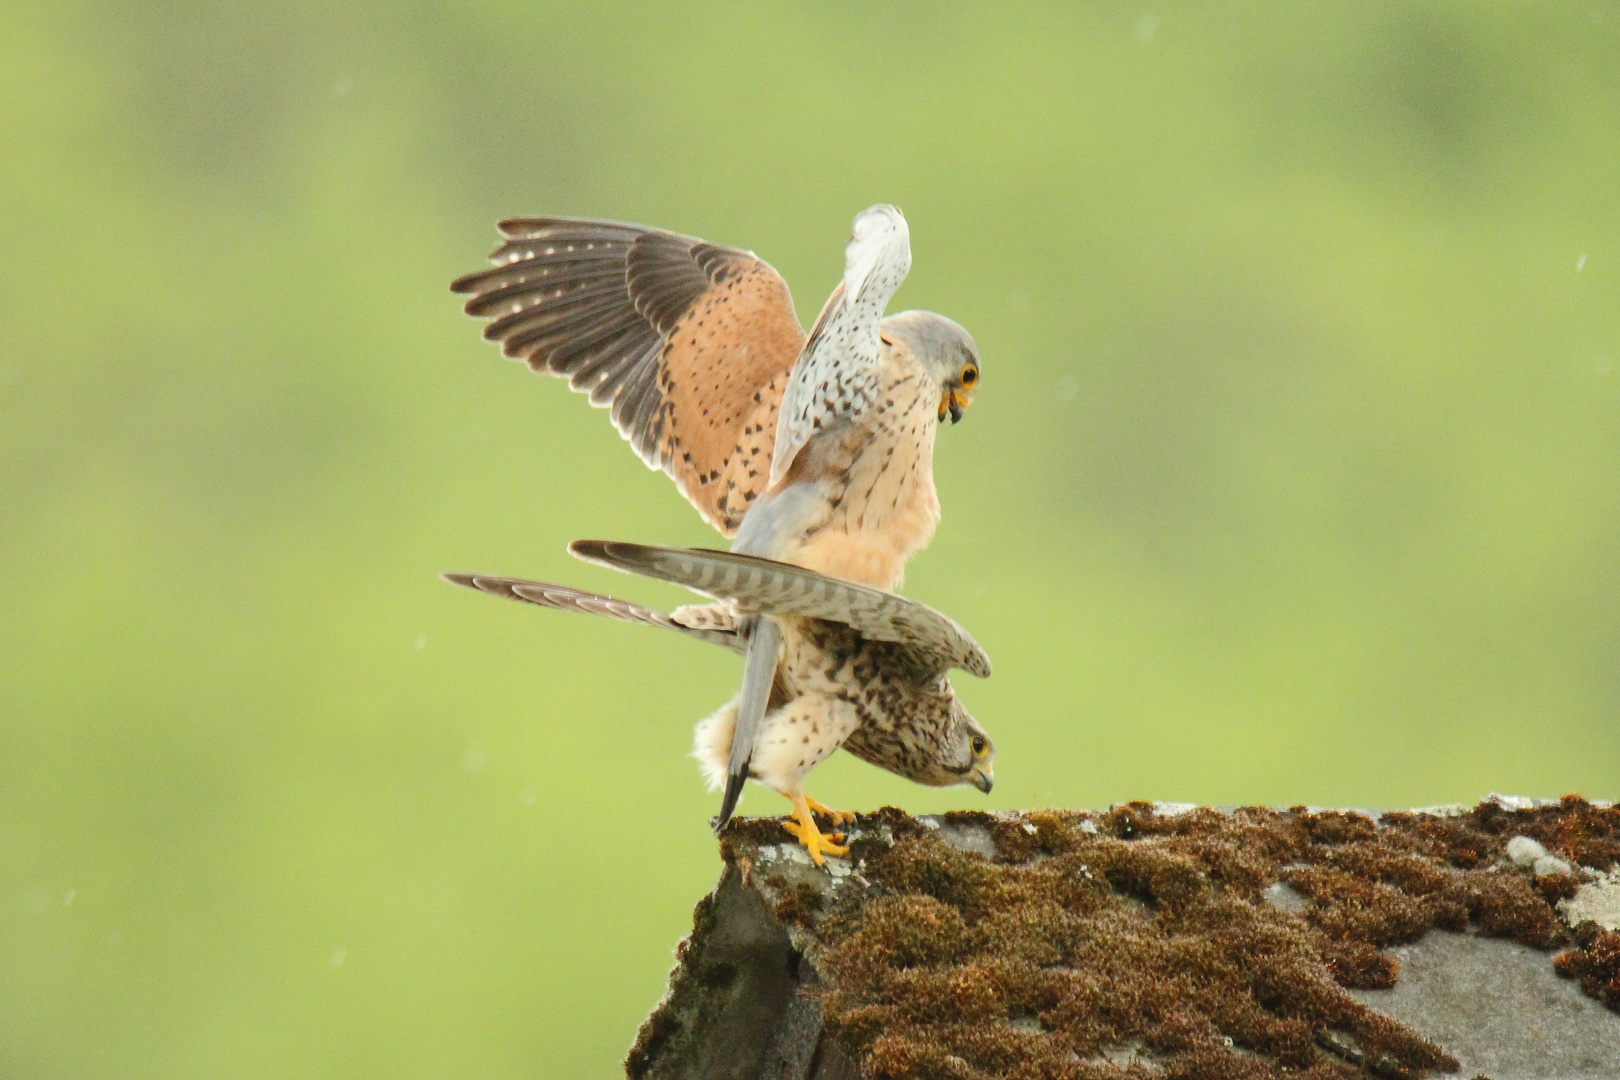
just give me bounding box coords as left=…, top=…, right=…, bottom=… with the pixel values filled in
left=452, top=206, right=984, bottom=835
left=445, top=541, right=994, bottom=865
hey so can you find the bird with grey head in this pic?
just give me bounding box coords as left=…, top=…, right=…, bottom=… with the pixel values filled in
left=879, top=310, right=982, bottom=424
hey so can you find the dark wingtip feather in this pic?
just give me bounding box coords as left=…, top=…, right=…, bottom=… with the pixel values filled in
left=496, top=216, right=564, bottom=236
left=569, top=539, right=671, bottom=581
left=567, top=539, right=609, bottom=563
left=569, top=538, right=649, bottom=568
left=442, top=572, right=479, bottom=588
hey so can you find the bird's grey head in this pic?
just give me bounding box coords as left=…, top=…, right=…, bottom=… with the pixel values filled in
left=879, top=310, right=981, bottom=424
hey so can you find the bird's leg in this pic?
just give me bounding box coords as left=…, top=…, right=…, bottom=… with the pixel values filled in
left=781, top=792, right=850, bottom=866
left=803, top=795, right=855, bottom=827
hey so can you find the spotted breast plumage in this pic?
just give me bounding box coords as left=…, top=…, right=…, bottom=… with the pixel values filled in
left=452, top=205, right=987, bottom=853
left=444, top=542, right=994, bottom=865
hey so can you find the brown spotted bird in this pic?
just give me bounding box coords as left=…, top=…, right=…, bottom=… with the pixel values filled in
left=445, top=542, right=994, bottom=865
left=452, top=206, right=984, bottom=840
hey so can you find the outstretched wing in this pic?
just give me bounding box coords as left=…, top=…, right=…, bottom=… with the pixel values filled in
left=452, top=219, right=807, bottom=535
left=768, top=205, right=912, bottom=489
left=442, top=572, right=742, bottom=653
left=568, top=540, right=991, bottom=680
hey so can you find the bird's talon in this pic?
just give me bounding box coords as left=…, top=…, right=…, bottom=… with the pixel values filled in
left=804, top=796, right=855, bottom=825
left=784, top=799, right=851, bottom=866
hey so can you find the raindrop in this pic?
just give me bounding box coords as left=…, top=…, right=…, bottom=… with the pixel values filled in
left=1576, top=253, right=1587, bottom=273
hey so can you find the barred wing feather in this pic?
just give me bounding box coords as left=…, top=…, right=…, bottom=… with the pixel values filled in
left=568, top=540, right=990, bottom=679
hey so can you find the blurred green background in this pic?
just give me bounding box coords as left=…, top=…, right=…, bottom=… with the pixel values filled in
left=3, top=1, right=1617, bottom=1076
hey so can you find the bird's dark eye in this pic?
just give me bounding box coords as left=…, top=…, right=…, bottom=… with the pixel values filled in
left=961, top=366, right=978, bottom=386
left=971, top=735, right=986, bottom=756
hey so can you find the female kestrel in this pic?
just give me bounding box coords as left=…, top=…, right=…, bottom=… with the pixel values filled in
left=452, top=206, right=984, bottom=836
left=445, top=541, right=994, bottom=865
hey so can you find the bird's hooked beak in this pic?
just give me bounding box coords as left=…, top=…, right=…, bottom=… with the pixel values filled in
left=938, top=385, right=972, bottom=424
left=971, top=765, right=994, bottom=794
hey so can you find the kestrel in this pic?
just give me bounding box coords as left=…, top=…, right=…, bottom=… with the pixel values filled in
left=445, top=541, right=994, bottom=864
left=452, top=205, right=983, bottom=833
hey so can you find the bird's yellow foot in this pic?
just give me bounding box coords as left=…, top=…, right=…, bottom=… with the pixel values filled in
left=804, top=796, right=856, bottom=826
left=781, top=817, right=850, bottom=865
left=783, top=795, right=850, bottom=866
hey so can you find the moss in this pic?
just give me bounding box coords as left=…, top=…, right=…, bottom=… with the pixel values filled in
left=1554, top=922, right=1620, bottom=1008
left=1535, top=870, right=1582, bottom=903
left=1299, top=810, right=1378, bottom=847
left=1324, top=941, right=1400, bottom=991
left=769, top=797, right=1620, bottom=1079
left=981, top=812, right=1079, bottom=863
left=716, top=815, right=793, bottom=862
left=772, top=879, right=827, bottom=929
left=1104, top=803, right=1152, bottom=841
left=624, top=1005, right=680, bottom=1079
left=941, top=810, right=997, bottom=830
left=1477, top=794, right=1620, bottom=872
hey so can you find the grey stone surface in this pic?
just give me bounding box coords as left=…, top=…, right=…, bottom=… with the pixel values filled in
left=626, top=861, right=860, bottom=1080
left=930, top=816, right=999, bottom=859
left=1349, top=931, right=1620, bottom=1080
left=624, top=869, right=798, bottom=1080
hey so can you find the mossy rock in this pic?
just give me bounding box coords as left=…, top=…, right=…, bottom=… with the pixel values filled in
left=630, top=796, right=1620, bottom=1080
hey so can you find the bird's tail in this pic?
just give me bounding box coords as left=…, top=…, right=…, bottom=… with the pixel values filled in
left=714, top=615, right=781, bottom=833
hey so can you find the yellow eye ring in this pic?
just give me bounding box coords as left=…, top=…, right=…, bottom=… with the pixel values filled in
left=971, top=735, right=987, bottom=756
left=961, top=367, right=979, bottom=386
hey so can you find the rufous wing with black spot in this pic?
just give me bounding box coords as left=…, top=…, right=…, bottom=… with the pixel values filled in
left=452, top=218, right=807, bottom=535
